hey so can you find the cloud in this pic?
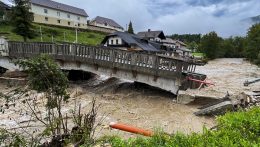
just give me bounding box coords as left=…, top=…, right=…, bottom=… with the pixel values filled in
left=3, top=0, right=260, bottom=37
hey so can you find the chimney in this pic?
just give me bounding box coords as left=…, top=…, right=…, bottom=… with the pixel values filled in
left=148, top=29, right=151, bottom=32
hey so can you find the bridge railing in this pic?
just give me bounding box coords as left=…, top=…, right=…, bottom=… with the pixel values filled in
left=8, top=42, right=197, bottom=79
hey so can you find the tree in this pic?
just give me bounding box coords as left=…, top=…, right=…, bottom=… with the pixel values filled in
left=127, top=21, right=134, bottom=34
left=200, top=31, right=222, bottom=59
left=245, top=23, right=260, bottom=64
left=188, top=41, right=199, bottom=52
left=11, top=0, right=35, bottom=42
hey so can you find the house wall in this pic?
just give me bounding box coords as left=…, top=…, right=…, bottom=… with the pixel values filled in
left=30, top=4, right=87, bottom=29
left=106, top=36, right=123, bottom=46
left=90, top=21, right=124, bottom=32
left=163, top=43, right=176, bottom=48
left=149, top=37, right=162, bottom=42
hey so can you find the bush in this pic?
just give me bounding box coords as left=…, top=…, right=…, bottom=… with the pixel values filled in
left=101, top=107, right=260, bottom=147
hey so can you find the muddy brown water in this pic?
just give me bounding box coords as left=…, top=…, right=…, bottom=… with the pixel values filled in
left=2, top=58, right=257, bottom=139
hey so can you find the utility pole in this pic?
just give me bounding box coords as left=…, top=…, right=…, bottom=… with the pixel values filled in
left=75, top=28, right=78, bottom=43
left=40, top=26, right=43, bottom=42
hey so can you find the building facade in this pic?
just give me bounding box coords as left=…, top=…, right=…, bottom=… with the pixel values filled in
left=89, top=16, right=124, bottom=32
left=0, top=1, right=10, bottom=21
left=101, top=32, right=162, bottom=52
left=30, top=0, right=88, bottom=29
left=137, top=29, right=166, bottom=43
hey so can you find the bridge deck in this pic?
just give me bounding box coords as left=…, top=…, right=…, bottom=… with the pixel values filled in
left=0, top=41, right=204, bottom=94
left=7, top=42, right=197, bottom=79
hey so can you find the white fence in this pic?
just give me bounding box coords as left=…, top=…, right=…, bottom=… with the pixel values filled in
left=0, top=37, right=8, bottom=56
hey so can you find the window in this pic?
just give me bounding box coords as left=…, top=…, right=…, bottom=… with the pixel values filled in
left=111, top=40, right=114, bottom=45
left=57, top=19, right=61, bottom=23
left=78, top=23, right=80, bottom=27
left=44, top=9, right=48, bottom=14
left=77, top=17, right=80, bottom=20
left=45, top=17, right=48, bottom=21
left=67, top=14, right=70, bottom=18
left=68, top=21, right=71, bottom=25
left=104, top=22, right=108, bottom=26
left=57, top=11, right=60, bottom=16
left=116, top=39, right=118, bottom=45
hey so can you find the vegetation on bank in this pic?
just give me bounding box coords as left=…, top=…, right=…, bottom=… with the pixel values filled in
left=169, top=24, right=260, bottom=66
left=99, top=107, right=260, bottom=147
left=0, top=22, right=106, bottom=45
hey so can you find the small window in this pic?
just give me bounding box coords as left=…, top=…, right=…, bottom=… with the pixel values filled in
left=78, top=23, right=80, bottom=27
left=116, top=39, right=118, bottom=45
left=45, top=17, right=48, bottom=21
left=57, top=11, right=60, bottom=16
left=104, top=22, right=108, bottom=26
left=57, top=19, right=61, bottom=23
left=111, top=40, right=114, bottom=45
left=44, top=9, right=48, bottom=14
left=67, top=14, right=70, bottom=18
left=68, top=21, right=71, bottom=25
left=77, top=17, right=80, bottom=20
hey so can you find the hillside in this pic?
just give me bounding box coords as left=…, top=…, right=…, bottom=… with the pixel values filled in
left=251, top=15, right=260, bottom=24
left=0, top=23, right=106, bottom=45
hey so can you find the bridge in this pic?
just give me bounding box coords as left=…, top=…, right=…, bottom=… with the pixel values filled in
left=0, top=41, right=206, bottom=95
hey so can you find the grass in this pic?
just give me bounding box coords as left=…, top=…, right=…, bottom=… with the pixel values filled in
left=97, top=107, right=260, bottom=147
left=0, top=22, right=106, bottom=45
left=192, top=52, right=204, bottom=57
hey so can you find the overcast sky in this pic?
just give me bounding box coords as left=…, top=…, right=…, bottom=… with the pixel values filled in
left=3, top=0, right=260, bottom=37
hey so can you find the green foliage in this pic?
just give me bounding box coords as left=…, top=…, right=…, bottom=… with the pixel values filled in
left=0, top=129, right=27, bottom=147
left=0, top=23, right=105, bottom=45
left=10, top=0, right=36, bottom=42
left=127, top=21, right=134, bottom=34
left=245, top=23, right=260, bottom=64
left=17, top=54, right=69, bottom=99
left=170, top=34, right=201, bottom=44
left=187, top=41, right=199, bottom=52
left=200, top=31, right=222, bottom=59
left=101, top=107, right=260, bottom=147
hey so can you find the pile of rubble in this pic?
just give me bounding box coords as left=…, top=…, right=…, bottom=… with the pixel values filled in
left=195, top=91, right=260, bottom=116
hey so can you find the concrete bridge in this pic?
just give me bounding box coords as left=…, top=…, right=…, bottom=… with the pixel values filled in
left=0, top=41, right=206, bottom=94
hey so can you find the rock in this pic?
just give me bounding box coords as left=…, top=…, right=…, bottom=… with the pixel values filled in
left=177, top=91, right=195, bottom=104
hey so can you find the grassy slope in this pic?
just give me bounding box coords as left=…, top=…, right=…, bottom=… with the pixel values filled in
left=0, top=23, right=106, bottom=45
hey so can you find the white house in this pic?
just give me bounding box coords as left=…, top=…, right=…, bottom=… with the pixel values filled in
left=89, top=16, right=124, bottom=32
left=101, top=32, right=163, bottom=52
left=137, top=29, right=166, bottom=43
left=30, top=0, right=88, bottom=29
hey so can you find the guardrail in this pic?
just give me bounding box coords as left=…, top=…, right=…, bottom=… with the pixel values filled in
left=7, top=41, right=197, bottom=79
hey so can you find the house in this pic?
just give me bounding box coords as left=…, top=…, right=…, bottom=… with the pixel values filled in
left=30, top=0, right=88, bottom=29
left=162, top=38, right=177, bottom=49
left=175, top=40, right=187, bottom=48
left=161, top=38, right=191, bottom=57
left=101, top=32, right=164, bottom=52
left=89, top=16, right=124, bottom=32
left=0, top=1, right=11, bottom=21
left=137, top=29, right=166, bottom=43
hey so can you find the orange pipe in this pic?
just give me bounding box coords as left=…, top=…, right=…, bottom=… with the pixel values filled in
left=109, top=122, right=153, bottom=137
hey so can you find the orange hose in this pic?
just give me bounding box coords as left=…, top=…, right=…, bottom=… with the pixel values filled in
left=109, top=122, right=153, bottom=137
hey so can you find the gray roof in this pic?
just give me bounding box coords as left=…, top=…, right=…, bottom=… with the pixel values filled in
left=162, top=38, right=177, bottom=44
left=0, top=1, right=11, bottom=9
left=101, top=32, right=162, bottom=52
left=92, top=16, right=123, bottom=29
left=30, top=0, right=88, bottom=17
left=137, top=30, right=166, bottom=40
